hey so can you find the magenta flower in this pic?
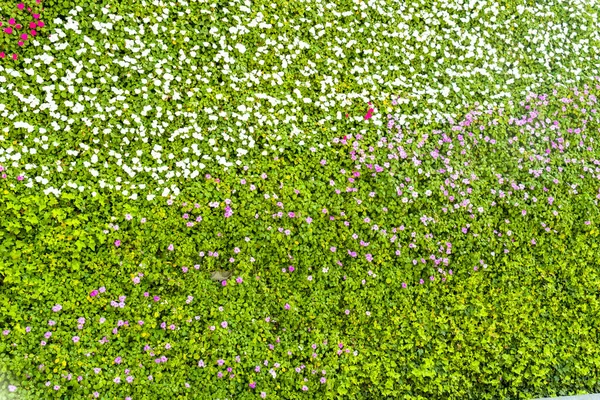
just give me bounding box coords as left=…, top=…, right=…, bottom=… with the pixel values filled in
left=249, top=382, right=256, bottom=389
left=90, top=290, right=99, bottom=297
left=221, top=280, right=227, bottom=287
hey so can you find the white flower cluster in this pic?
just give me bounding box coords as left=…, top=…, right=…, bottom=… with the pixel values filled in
left=0, top=0, right=598, bottom=200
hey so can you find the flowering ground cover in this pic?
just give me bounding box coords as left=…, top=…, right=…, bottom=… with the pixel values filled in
left=1, top=0, right=600, bottom=399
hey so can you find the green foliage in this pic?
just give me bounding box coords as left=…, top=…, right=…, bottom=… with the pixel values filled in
left=1, top=0, right=600, bottom=398
left=1, top=83, right=600, bottom=399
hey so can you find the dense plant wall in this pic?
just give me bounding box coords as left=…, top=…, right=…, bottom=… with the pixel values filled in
left=1, top=0, right=600, bottom=399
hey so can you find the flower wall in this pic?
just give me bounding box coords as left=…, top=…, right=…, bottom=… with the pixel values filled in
left=1, top=0, right=600, bottom=399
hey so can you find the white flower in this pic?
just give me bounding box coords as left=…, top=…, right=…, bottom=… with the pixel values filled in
left=235, top=43, right=246, bottom=53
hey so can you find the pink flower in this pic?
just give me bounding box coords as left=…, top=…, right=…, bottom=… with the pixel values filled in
left=221, top=280, right=227, bottom=286
left=12, top=53, right=17, bottom=60
left=249, top=382, right=256, bottom=389
left=114, top=240, right=121, bottom=247
left=236, top=277, right=243, bottom=284
left=72, top=336, right=80, bottom=343
left=284, top=303, right=290, bottom=310
left=167, top=244, right=174, bottom=251
left=221, top=321, right=228, bottom=328
left=90, top=290, right=99, bottom=297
